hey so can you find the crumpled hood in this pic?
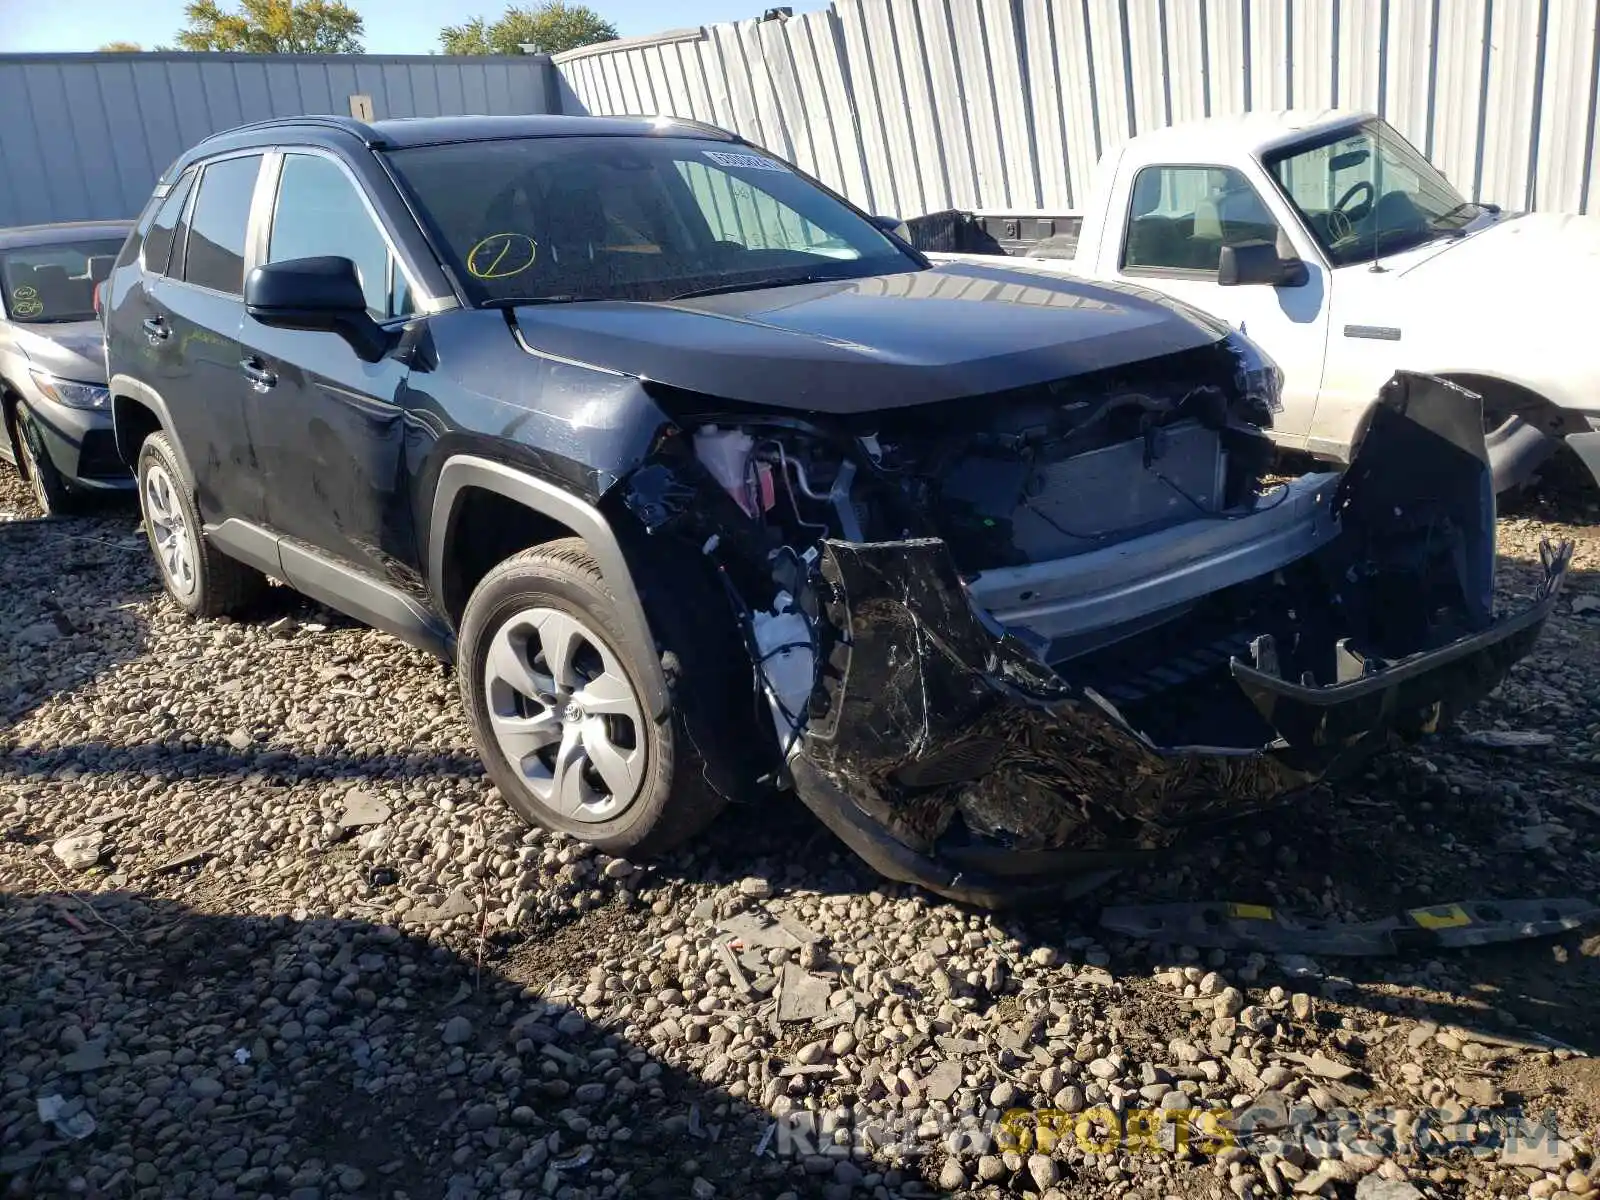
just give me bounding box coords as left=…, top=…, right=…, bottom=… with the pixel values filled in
left=512, top=261, right=1231, bottom=412
left=11, top=320, right=106, bottom=384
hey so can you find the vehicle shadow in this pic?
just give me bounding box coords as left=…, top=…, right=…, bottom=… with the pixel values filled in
left=0, top=888, right=881, bottom=1200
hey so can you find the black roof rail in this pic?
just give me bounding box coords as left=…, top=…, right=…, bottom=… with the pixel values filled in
left=209, top=114, right=388, bottom=148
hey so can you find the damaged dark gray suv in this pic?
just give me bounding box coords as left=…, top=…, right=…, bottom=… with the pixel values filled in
left=104, top=115, right=1568, bottom=905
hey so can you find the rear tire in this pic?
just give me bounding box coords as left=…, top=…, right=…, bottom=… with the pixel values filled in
left=16, top=407, right=77, bottom=516
left=458, top=538, right=726, bottom=856
left=137, top=431, right=266, bottom=617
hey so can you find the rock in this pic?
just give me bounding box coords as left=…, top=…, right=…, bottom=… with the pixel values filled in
left=1030, top=946, right=1060, bottom=967
left=938, top=1160, right=967, bottom=1191
left=1239, top=1005, right=1275, bottom=1033
left=738, top=876, right=773, bottom=898
left=338, top=789, right=391, bottom=828
left=465, top=1103, right=497, bottom=1131
left=189, top=1076, right=224, bottom=1099
left=1087, top=1056, right=1119, bottom=1080
left=61, top=1041, right=108, bottom=1073
left=1028, top=1153, right=1060, bottom=1190
left=1215, top=987, right=1245, bottom=1018
left=1053, top=1085, right=1086, bottom=1113
left=52, top=828, right=105, bottom=870
left=441, top=1015, right=473, bottom=1046
left=777, top=964, right=830, bottom=1021
left=1290, top=993, right=1313, bottom=1021
left=923, top=1061, right=964, bottom=1103
left=1354, top=1177, right=1424, bottom=1200
left=977, top=1155, right=1007, bottom=1182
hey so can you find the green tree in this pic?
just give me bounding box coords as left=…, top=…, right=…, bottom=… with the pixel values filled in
left=440, top=2, right=618, bottom=56
left=99, top=41, right=145, bottom=51
left=176, top=0, right=365, bottom=53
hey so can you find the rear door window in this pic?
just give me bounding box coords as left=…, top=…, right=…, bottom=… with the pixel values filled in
left=182, top=155, right=262, bottom=295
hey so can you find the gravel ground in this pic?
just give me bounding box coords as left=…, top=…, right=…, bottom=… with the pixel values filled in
left=2, top=459, right=1599, bottom=1200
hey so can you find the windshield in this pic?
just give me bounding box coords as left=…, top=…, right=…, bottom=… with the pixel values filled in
left=1264, top=119, right=1486, bottom=266
left=385, top=135, right=917, bottom=306
left=1, top=238, right=124, bottom=323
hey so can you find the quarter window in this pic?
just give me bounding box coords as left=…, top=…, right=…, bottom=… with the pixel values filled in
left=182, top=155, right=262, bottom=294
left=268, top=153, right=409, bottom=319
left=142, top=168, right=196, bottom=277
left=1123, top=165, right=1282, bottom=273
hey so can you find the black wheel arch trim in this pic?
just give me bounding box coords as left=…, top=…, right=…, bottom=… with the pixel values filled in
left=428, top=455, right=671, bottom=719
left=109, top=373, right=193, bottom=482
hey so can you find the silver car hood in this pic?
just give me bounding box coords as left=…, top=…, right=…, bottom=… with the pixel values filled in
left=12, top=319, right=106, bottom=384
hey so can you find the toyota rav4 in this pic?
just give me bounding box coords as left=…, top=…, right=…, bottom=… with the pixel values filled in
left=104, top=115, right=1566, bottom=906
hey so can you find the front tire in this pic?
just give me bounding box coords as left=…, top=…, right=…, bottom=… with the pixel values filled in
left=458, top=538, right=725, bottom=856
left=16, top=407, right=77, bottom=516
left=137, top=431, right=265, bottom=617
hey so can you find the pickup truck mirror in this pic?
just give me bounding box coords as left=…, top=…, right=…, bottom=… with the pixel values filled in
left=1217, top=241, right=1309, bottom=288
left=869, top=214, right=913, bottom=242
left=245, top=256, right=390, bottom=362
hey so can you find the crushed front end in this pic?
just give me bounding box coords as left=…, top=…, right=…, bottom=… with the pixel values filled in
left=621, top=365, right=1568, bottom=907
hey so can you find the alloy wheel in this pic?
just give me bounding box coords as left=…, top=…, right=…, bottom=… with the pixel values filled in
left=143, top=461, right=197, bottom=600
left=483, top=607, right=646, bottom=823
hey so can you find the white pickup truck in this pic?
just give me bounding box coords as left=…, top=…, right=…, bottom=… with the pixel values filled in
left=913, top=108, right=1600, bottom=493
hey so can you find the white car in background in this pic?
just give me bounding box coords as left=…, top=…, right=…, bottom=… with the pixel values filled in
left=920, top=109, right=1600, bottom=493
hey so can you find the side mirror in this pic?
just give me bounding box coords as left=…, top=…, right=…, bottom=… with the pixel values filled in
left=1218, top=241, right=1309, bottom=288
left=244, top=256, right=390, bottom=361
left=869, top=213, right=912, bottom=242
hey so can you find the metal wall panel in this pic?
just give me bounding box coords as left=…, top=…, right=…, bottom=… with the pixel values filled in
left=557, top=0, right=1600, bottom=217
left=0, top=52, right=556, bottom=227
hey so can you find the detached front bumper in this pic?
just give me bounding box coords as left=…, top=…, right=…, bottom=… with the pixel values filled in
left=788, top=538, right=1566, bottom=908
left=786, top=375, right=1569, bottom=907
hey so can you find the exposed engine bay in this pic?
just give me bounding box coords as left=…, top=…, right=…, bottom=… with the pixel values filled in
left=622, top=365, right=1568, bottom=906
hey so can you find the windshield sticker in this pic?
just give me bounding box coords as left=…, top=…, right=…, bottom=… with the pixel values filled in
left=10, top=286, right=41, bottom=317
left=702, top=150, right=789, bottom=173
left=466, top=233, right=537, bottom=280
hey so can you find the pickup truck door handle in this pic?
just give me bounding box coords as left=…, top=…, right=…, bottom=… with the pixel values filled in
left=142, top=316, right=169, bottom=344
left=239, top=357, right=278, bottom=392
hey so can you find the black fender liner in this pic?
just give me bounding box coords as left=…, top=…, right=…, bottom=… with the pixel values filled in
left=427, top=455, right=671, bottom=718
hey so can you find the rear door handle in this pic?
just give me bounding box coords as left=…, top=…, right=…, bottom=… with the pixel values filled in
left=142, top=316, right=169, bottom=344
left=239, top=357, right=277, bottom=392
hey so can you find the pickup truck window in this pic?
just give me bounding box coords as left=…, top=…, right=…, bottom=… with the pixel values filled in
left=1122, top=165, right=1281, bottom=275
left=1264, top=119, right=1486, bottom=267
left=384, top=135, right=914, bottom=306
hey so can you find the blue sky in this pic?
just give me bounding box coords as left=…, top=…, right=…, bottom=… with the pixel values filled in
left=0, top=0, right=805, bottom=53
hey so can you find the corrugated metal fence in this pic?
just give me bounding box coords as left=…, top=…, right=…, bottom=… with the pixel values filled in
left=0, top=53, right=558, bottom=227
left=555, top=0, right=1600, bottom=218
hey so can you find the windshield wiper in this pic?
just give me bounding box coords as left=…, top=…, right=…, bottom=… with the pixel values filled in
left=478, top=295, right=598, bottom=309
left=667, top=273, right=845, bottom=301
left=1428, top=200, right=1491, bottom=232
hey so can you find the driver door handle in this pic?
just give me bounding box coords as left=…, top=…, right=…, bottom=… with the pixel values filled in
left=239, top=356, right=277, bottom=392
left=142, top=316, right=169, bottom=344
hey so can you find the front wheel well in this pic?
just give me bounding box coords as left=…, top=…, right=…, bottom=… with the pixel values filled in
left=438, top=486, right=579, bottom=623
